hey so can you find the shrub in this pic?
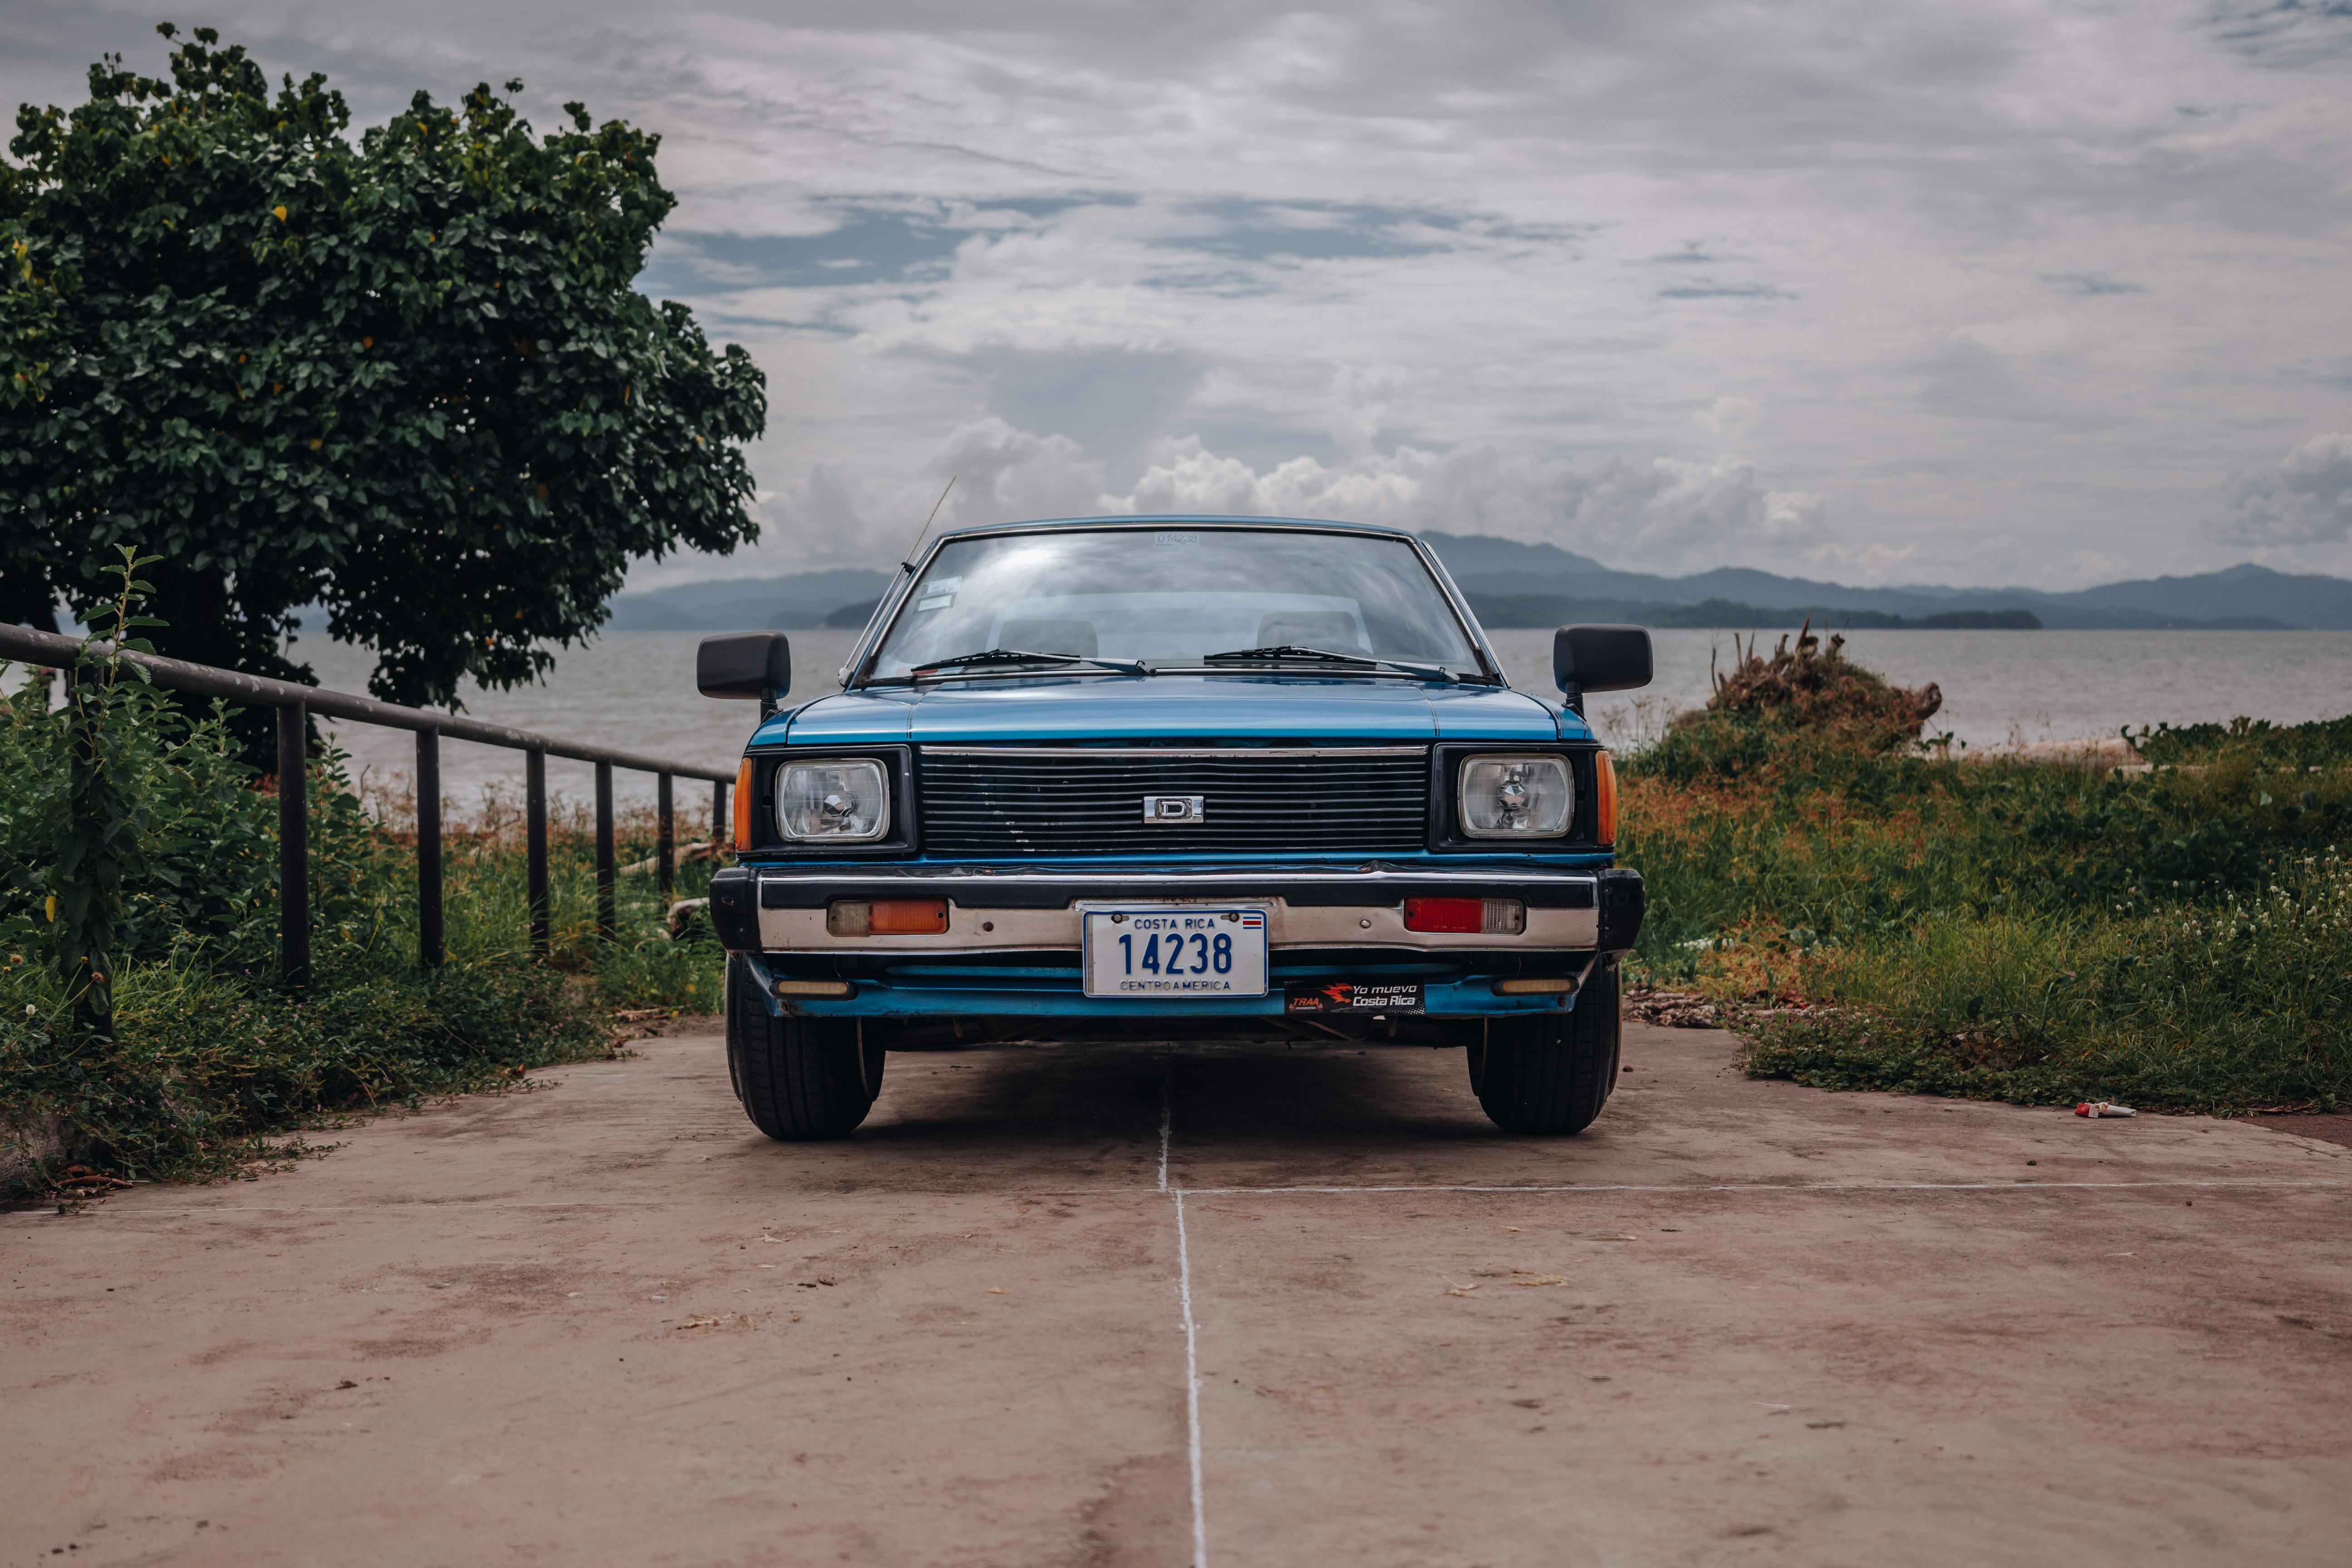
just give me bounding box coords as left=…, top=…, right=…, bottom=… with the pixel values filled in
left=1638, top=626, right=1944, bottom=783
left=2, top=956, right=614, bottom=1183
left=1615, top=641, right=2351, bottom=1111
left=1738, top=853, right=2352, bottom=1111
left=2125, top=713, right=2352, bottom=769
left=2, top=611, right=724, bottom=1194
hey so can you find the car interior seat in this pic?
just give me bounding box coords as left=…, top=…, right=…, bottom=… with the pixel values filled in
left=998, top=618, right=1100, bottom=657
left=1254, top=611, right=1369, bottom=656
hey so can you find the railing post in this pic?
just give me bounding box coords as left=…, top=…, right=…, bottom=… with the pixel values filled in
left=526, top=747, right=549, bottom=958
left=415, top=728, right=443, bottom=968
left=277, top=701, right=311, bottom=991
left=657, top=772, right=675, bottom=901
left=713, top=777, right=729, bottom=850
left=594, top=760, right=616, bottom=941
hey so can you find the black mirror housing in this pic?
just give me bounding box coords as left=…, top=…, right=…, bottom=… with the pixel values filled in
left=1553, top=625, right=1652, bottom=707
left=697, top=632, right=792, bottom=703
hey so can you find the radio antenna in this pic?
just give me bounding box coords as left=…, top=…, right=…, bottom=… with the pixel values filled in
left=839, top=475, right=957, bottom=689
left=902, top=475, right=955, bottom=572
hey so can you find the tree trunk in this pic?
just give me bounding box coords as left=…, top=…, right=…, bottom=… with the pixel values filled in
left=0, top=565, right=63, bottom=634
left=139, top=561, right=319, bottom=774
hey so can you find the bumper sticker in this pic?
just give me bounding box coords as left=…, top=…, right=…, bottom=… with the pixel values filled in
left=1285, top=981, right=1425, bottom=1015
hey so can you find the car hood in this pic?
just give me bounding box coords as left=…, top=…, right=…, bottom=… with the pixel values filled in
left=763, top=674, right=1579, bottom=746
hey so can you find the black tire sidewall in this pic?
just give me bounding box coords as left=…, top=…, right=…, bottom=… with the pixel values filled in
left=725, top=961, right=878, bottom=1141
left=1471, top=964, right=1618, bottom=1136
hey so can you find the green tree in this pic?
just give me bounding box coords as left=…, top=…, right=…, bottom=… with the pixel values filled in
left=0, top=24, right=764, bottom=720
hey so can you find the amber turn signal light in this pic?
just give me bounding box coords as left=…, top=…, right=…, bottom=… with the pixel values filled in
left=827, top=898, right=950, bottom=937
left=1594, top=750, right=1618, bottom=845
left=730, top=757, right=753, bottom=850
left=773, top=979, right=854, bottom=999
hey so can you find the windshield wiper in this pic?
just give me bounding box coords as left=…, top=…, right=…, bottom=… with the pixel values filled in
left=907, top=647, right=1149, bottom=679
left=1200, top=645, right=1458, bottom=683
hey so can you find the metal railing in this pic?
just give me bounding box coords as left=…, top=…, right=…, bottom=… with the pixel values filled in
left=0, top=623, right=735, bottom=988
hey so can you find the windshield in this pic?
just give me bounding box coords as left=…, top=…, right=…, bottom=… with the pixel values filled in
left=863, top=527, right=1483, bottom=681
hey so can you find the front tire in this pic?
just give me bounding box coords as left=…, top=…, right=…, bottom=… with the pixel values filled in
left=725, top=957, right=884, bottom=1140
left=1469, top=962, right=1619, bottom=1135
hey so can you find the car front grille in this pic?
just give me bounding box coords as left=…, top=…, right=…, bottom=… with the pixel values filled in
left=917, top=745, right=1430, bottom=855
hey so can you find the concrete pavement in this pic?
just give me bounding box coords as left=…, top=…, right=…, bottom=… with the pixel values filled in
left=5, top=1021, right=2348, bottom=1567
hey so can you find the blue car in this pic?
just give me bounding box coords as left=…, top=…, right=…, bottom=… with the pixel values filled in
left=697, top=517, right=1652, bottom=1139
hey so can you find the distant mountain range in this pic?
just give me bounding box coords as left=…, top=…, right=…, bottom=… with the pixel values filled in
left=606, top=567, right=897, bottom=631
left=1420, top=534, right=2341, bottom=631
left=600, top=534, right=2352, bottom=633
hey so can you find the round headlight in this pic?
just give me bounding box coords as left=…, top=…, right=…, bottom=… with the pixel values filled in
left=1458, top=755, right=1572, bottom=838
left=776, top=758, right=890, bottom=842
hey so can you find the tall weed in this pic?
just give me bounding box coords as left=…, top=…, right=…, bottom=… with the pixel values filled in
left=1617, top=655, right=2352, bottom=1111
left=1, top=654, right=726, bottom=1195
left=1738, top=853, right=2352, bottom=1110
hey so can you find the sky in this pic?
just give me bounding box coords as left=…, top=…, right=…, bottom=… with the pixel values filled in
left=7, top=0, right=2352, bottom=591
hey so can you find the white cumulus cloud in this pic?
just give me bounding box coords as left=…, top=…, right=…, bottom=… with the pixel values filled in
left=1116, top=438, right=1828, bottom=573
left=2220, top=433, right=2352, bottom=545
left=743, top=420, right=1839, bottom=578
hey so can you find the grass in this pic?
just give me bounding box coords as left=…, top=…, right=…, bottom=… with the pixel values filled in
left=1617, top=628, right=2352, bottom=1113
left=2, top=794, right=730, bottom=1195
left=358, top=778, right=730, bottom=1014
left=1, top=680, right=732, bottom=1195
left=11, top=622, right=2346, bottom=1192
left=1732, top=857, right=2352, bottom=1111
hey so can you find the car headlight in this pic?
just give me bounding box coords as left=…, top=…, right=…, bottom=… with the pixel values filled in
left=775, top=758, right=890, bottom=843
left=1458, top=755, right=1573, bottom=838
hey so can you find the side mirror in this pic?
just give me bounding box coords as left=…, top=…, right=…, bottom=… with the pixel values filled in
left=697, top=632, right=792, bottom=705
left=1553, top=625, right=1652, bottom=715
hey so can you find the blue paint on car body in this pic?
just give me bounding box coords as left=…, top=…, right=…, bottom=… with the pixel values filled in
left=710, top=515, right=1646, bottom=1046
left=765, top=672, right=1577, bottom=748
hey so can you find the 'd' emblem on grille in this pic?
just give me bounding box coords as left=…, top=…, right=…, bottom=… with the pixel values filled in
left=1143, top=794, right=1205, bottom=825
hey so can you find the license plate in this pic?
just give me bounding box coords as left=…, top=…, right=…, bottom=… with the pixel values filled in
left=1285, top=981, right=1425, bottom=1015
left=1082, top=906, right=1269, bottom=999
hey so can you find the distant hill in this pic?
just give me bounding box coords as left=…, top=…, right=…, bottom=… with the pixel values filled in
left=603, top=568, right=895, bottom=631
left=1423, top=533, right=2344, bottom=629
left=588, top=535, right=2351, bottom=633
left=1463, top=596, right=2063, bottom=631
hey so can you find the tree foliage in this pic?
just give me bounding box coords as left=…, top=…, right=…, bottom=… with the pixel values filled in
left=0, top=24, right=764, bottom=710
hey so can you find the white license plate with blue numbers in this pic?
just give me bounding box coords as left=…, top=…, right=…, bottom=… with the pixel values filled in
left=1081, top=906, right=1269, bottom=999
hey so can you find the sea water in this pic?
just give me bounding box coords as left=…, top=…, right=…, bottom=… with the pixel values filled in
left=287, top=626, right=2352, bottom=814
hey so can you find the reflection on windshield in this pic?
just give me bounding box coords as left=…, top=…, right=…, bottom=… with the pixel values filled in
left=865, top=528, right=1481, bottom=680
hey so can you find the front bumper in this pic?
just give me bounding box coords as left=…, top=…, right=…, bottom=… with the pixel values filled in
left=710, top=862, right=1643, bottom=1020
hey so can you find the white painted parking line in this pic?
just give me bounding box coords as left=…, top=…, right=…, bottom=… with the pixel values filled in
left=1174, top=1190, right=1207, bottom=1568
left=1159, top=1064, right=1174, bottom=1195
left=1163, top=1064, right=1210, bottom=1568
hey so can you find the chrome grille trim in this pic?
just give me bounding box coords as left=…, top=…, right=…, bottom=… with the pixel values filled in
left=921, top=745, right=1426, bottom=760
left=917, top=745, right=1430, bottom=855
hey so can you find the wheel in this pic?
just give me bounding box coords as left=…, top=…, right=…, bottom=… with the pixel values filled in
left=725, top=956, right=884, bottom=1140
left=1469, top=961, right=1619, bottom=1135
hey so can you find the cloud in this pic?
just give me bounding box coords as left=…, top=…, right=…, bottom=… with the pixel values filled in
left=2204, top=1, right=2352, bottom=66
left=925, top=418, right=1109, bottom=531
left=878, top=421, right=1827, bottom=572
left=731, top=415, right=1837, bottom=579
left=2040, top=273, right=2143, bottom=296
left=2219, top=433, right=2352, bottom=544
left=687, top=420, right=1107, bottom=579
left=1907, top=332, right=2125, bottom=431
left=942, top=346, right=1203, bottom=488
left=746, top=463, right=893, bottom=572
left=12, top=0, right=2352, bottom=592
left=1656, top=284, right=1790, bottom=301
